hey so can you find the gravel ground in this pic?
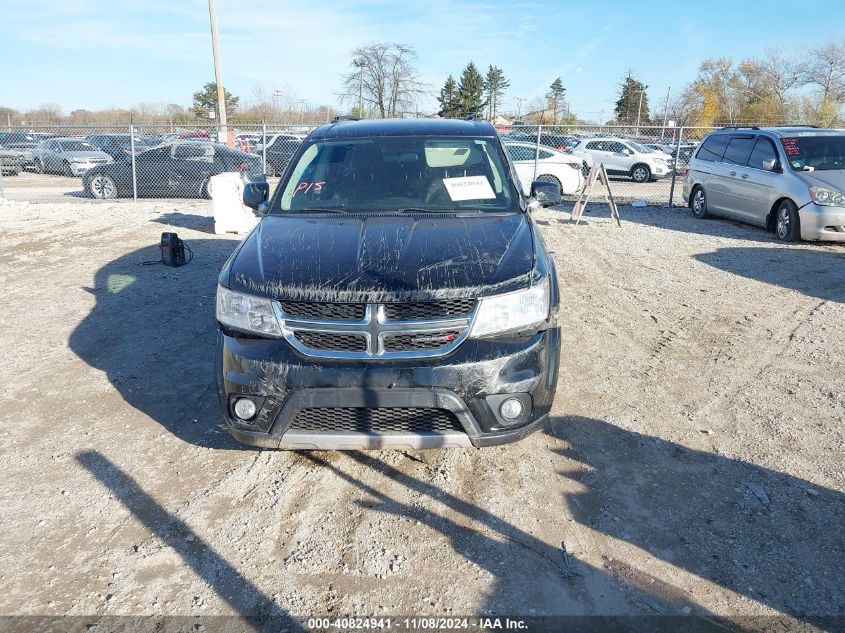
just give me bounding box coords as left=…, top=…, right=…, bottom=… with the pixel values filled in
left=0, top=198, right=842, bottom=630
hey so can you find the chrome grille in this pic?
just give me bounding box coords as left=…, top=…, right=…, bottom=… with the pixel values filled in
left=273, top=301, right=476, bottom=360
left=289, top=407, right=462, bottom=433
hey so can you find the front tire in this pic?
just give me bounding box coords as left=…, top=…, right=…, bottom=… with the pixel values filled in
left=690, top=186, right=710, bottom=219
left=62, top=160, right=73, bottom=177
left=775, top=200, right=800, bottom=242
left=88, top=174, right=118, bottom=199
left=631, top=164, right=651, bottom=183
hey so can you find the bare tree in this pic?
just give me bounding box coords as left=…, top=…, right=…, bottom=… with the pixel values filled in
left=340, top=43, right=427, bottom=117
left=803, top=42, right=845, bottom=102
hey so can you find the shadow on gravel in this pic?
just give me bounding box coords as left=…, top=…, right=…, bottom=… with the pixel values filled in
left=68, top=240, right=242, bottom=449
left=695, top=247, right=845, bottom=303
left=611, top=206, right=784, bottom=243
left=153, top=212, right=217, bottom=234
left=76, top=450, right=301, bottom=631
left=303, top=452, right=734, bottom=631
left=547, top=416, right=845, bottom=625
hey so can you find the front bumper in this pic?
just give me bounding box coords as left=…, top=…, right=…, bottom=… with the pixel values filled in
left=215, top=326, right=561, bottom=450
left=799, top=202, right=845, bottom=242
left=70, top=163, right=98, bottom=176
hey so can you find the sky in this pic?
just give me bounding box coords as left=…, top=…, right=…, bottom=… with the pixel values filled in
left=2, top=0, right=845, bottom=121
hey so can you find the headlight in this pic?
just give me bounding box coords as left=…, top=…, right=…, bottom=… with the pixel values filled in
left=809, top=186, right=845, bottom=207
left=469, top=278, right=550, bottom=338
left=216, top=285, right=282, bottom=336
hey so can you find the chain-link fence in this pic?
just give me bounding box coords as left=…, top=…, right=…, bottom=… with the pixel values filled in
left=0, top=122, right=320, bottom=204
left=498, top=123, right=717, bottom=207
left=0, top=121, right=720, bottom=206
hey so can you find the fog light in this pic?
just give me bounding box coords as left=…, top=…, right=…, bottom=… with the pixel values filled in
left=499, top=398, right=524, bottom=420
left=233, top=397, right=257, bottom=420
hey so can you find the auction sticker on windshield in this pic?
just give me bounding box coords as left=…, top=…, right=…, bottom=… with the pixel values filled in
left=443, top=176, right=496, bottom=201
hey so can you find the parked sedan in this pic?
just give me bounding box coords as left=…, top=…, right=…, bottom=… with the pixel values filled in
left=0, top=144, right=26, bottom=175
left=504, top=142, right=584, bottom=196
left=32, top=138, right=113, bottom=176
left=82, top=142, right=264, bottom=199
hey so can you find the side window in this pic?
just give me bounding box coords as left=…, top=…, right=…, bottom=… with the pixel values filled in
left=585, top=141, right=602, bottom=151
left=173, top=144, right=214, bottom=162
left=747, top=138, right=777, bottom=170
left=609, top=142, right=627, bottom=154
left=696, top=135, right=729, bottom=162
left=506, top=145, right=533, bottom=162
left=538, top=150, right=555, bottom=159
left=722, top=137, right=755, bottom=166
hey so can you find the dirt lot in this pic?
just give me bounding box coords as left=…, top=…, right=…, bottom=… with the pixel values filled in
left=0, top=198, right=842, bottom=630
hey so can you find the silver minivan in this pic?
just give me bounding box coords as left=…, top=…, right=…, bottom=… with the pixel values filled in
left=683, top=127, right=845, bottom=242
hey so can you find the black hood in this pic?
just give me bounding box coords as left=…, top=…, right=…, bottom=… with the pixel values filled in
left=224, top=212, right=535, bottom=302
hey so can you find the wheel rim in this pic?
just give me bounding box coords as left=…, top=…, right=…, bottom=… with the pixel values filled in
left=634, top=167, right=647, bottom=181
left=693, top=190, right=704, bottom=214
left=777, top=207, right=790, bottom=238
left=91, top=175, right=115, bottom=199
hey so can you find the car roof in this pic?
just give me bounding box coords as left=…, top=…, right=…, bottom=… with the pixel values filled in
left=308, top=118, right=497, bottom=140
left=710, top=126, right=845, bottom=138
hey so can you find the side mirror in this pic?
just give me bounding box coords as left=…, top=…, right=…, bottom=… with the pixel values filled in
left=530, top=180, right=562, bottom=208
left=243, top=181, right=270, bottom=210
left=762, top=158, right=778, bottom=172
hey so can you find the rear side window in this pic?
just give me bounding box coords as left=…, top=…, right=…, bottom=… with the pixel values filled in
left=722, top=137, right=755, bottom=165
left=696, top=135, right=729, bottom=162
left=747, top=138, right=777, bottom=170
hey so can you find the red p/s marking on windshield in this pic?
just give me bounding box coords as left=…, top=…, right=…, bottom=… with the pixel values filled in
left=293, top=181, right=325, bottom=196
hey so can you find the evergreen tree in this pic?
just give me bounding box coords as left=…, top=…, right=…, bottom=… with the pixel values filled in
left=437, top=75, right=460, bottom=118
left=484, top=66, right=510, bottom=120
left=457, top=62, right=487, bottom=117
left=615, top=73, right=649, bottom=124
left=546, top=77, right=567, bottom=124
left=191, top=82, right=239, bottom=119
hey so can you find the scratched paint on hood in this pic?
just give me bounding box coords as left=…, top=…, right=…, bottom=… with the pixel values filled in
left=225, top=213, right=535, bottom=302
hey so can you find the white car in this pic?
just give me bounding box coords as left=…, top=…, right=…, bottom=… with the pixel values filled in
left=504, top=142, right=584, bottom=196
left=568, top=137, right=672, bottom=182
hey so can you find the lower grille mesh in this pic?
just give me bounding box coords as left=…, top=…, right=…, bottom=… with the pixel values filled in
left=294, top=331, right=367, bottom=352
left=289, top=408, right=463, bottom=433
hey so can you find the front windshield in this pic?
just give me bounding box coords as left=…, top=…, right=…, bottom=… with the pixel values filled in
left=627, top=141, right=652, bottom=153
left=59, top=141, right=94, bottom=152
left=274, top=135, right=518, bottom=213
left=782, top=135, right=845, bottom=171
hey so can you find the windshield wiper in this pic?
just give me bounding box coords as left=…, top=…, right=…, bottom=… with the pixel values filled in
left=291, top=208, right=348, bottom=215
left=395, top=208, right=470, bottom=214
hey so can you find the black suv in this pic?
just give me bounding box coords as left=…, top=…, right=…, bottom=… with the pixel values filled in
left=215, top=118, right=562, bottom=450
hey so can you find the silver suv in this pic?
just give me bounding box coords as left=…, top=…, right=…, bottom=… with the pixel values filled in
left=683, top=127, right=845, bottom=242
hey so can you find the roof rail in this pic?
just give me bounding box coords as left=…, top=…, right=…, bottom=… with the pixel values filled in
left=720, top=125, right=760, bottom=130
left=332, top=115, right=362, bottom=123
left=772, top=124, right=818, bottom=128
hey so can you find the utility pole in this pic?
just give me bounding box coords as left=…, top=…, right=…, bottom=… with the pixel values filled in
left=297, top=99, right=308, bottom=125
left=661, top=86, right=671, bottom=140
left=354, top=59, right=367, bottom=117
left=207, top=0, right=229, bottom=145
left=635, top=89, right=644, bottom=137
left=514, top=97, right=526, bottom=119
